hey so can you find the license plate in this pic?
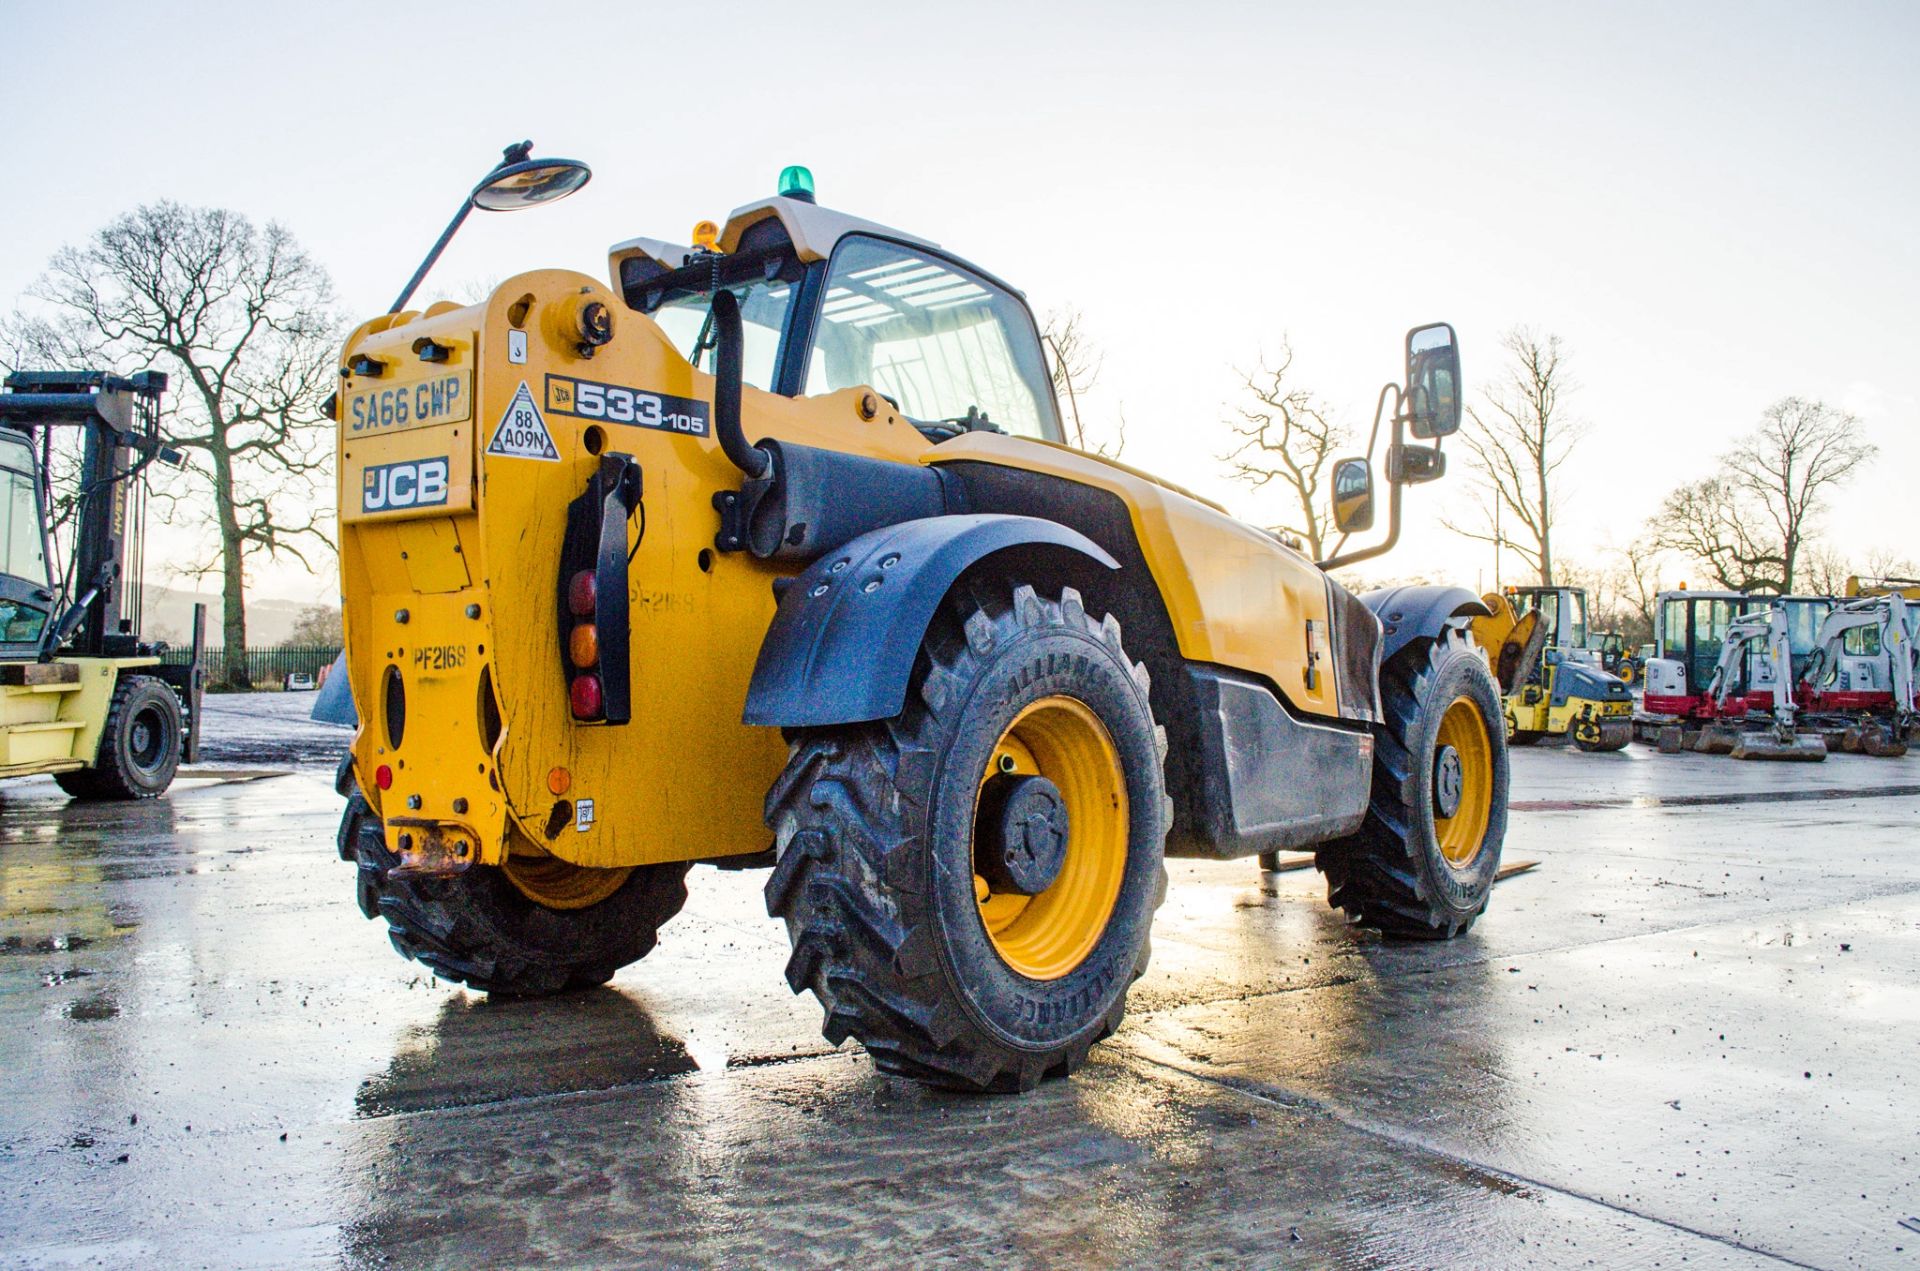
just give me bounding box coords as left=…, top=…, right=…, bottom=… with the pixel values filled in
left=345, top=371, right=472, bottom=435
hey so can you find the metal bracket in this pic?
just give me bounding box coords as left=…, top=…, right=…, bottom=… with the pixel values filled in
left=386, top=817, right=480, bottom=878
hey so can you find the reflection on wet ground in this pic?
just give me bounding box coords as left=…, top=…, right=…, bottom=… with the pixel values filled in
left=1, top=717, right=1915, bottom=1268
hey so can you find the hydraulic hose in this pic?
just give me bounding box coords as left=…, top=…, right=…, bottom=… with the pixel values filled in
left=709, top=289, right=770, bottom=480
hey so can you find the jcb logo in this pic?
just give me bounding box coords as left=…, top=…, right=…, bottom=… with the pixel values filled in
left=362, top=457, right=450, bottom=513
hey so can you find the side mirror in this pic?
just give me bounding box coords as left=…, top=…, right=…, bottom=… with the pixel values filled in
left=471, top=156, right=593, bottom=211
left=1404, top=322, right=1461, bottom=439
left=1331, top=457, right=1374, bottom=534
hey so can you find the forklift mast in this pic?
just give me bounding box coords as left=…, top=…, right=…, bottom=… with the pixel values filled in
left=0, top=370, right=171, bottom=657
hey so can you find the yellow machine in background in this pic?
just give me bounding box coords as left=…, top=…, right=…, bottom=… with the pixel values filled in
left=0, top=373, right=202, bottom=798
left=1483, top=586, right=1633, bottom=751
left=328, top=147, right=1511, bottom=1092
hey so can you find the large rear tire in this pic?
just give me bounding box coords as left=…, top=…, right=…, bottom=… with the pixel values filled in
left=1316, top=630, right=1508, bottom=939
left=337, top=789, right=690, bottom=995
left=764, top=581, right=1169, bottom=1093
left=55, top=674, right=182, bottom=801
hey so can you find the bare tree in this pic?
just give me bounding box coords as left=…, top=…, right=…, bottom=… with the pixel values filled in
left=1443, top=327, right=1583, bottom=585
left=280, top=603, right=344, bottom=649
left=1042, top=306, right=1127, bottom=458
left=1221, top=340, right=1350, bottom=560
left=1799, top=544, right=1852, bottom=597
left=1647, top=475, right=1785, bottom=593
left=1802, top=543, right=1917, bottom=595
left=1560, top=541, right=1662, bottom=646
left=1860, top=545, right=1919, bottom=585
left=4, top=202, right=339, bottom=686
left=1648, top=397, right=1874, bottom=596
left=1612, top=537, right=1665, bottom=640
left=1722, top=397, right=1874, bottom=592
left=1042, top=307, right=1102, bottom=449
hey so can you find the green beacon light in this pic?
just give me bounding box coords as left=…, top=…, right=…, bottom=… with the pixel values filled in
left=777, top=165, right=816, bottom=204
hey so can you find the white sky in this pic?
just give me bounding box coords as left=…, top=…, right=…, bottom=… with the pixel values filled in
left=3, top=0, right=1915, bottom=603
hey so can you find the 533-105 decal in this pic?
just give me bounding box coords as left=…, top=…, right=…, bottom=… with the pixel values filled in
left=545, top=375, right=709, bottom=437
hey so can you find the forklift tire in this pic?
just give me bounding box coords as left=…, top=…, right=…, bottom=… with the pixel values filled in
left=1315, top=630, right=1508, bottom=940
left=764, top=580, right=1169, bottom=1094
left=337, top=789, right=690, bottom=996
left=55, top=675, right=182, bottom=801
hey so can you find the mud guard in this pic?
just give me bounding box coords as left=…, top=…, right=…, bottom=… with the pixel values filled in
left=1363, top=584, right=1496, bottom=666
left=743, top=513, right=1118, bottom=729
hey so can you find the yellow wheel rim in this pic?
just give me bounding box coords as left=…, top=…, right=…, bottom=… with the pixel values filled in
left=502, top=833, right=632, bottom=910
left=1434, top=695, right=1494, bottom=867
left=973, top=695, right=1128, bottom=981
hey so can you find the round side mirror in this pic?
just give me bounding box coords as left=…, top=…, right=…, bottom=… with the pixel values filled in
left=471, top=158, right=593, bottom=211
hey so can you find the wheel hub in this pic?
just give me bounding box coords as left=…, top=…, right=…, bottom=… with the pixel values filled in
left=1432, top=744, right=1464, bottom=819
left=977, top=774, right=1071, bottom=896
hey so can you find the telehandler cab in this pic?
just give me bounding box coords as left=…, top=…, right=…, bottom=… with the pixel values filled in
left=330, top=148, right=1510, bottom=1091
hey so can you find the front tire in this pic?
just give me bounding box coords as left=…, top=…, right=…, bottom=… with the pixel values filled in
left=56, top=674, right=182, bottom=801
left=764, top=581, right=1169, bottom=1093
left=337, top=790, right=690, bottom=995
left=1316, top=630, right=1508, bottom=939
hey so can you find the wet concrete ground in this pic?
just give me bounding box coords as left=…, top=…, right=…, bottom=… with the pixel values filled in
left=2, top=695, right=1917, bottom=1268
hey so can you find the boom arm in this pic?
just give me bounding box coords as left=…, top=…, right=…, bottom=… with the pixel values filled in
left=1707, top=608, right=1798, bottom=731
left=1803, top=595, right=1917, bottom=721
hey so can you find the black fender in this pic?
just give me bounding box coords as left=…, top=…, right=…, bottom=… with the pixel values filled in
left=1361, top=584, right=1494, bottom=666
left=743, top=513, right=1119, bottom=728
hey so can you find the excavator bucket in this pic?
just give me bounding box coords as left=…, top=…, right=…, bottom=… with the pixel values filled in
left=1859, top=724, right=1909, bottom=759
left=1472, top=592, right=1548, bottom=695
left=1729, top=730, right=1827, bottom=762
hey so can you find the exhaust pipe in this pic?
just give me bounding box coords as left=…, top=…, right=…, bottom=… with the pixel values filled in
left=708, top=290, right=770, bottom=480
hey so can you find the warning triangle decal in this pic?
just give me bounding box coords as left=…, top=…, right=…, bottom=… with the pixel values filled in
left=486, top=381, right=560, bottom=461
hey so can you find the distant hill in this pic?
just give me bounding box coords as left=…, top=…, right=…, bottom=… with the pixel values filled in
left=139, top=585, right=334, bottom=648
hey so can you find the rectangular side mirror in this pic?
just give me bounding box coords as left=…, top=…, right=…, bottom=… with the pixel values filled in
left=1331, top=457, right=1374, bottom=533
left=1405, top=322, right=1461, bottom=439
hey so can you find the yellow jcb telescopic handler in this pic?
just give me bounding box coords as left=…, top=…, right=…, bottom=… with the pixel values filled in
left=324, top=147, right=1511, bottom=1092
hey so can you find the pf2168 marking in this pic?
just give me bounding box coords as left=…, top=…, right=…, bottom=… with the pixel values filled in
left=546, top=375, right=709, bottom=437
left=413, top=644, right=468, bottom=673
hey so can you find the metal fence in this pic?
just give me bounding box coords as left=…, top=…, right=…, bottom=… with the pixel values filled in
left=161, top=645, right=341, bottom=688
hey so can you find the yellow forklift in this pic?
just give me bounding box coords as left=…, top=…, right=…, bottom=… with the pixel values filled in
left=0, top=372, right=202, bottom=798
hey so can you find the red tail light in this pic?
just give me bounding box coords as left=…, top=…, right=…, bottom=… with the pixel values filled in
left=569, top=674, right=604, bottom=720
left=375, top=764, right=393, bottom=790
left=567, top=570, right=596, bottom=617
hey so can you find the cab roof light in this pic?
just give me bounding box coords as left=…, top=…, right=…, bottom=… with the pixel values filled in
left=777, top=165, right=815, bottom=204
left=691, top=219, right=719, bottom=251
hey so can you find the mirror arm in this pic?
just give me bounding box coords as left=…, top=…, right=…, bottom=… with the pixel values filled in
left=1317, top=384, right=1404, bottom=572
left=388, top=199, right=476, bottom=315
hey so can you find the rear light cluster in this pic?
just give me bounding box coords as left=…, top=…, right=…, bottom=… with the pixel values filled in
left=566, top=569, right=604, bottom=720
left=557, top=453, right=641, bottom=726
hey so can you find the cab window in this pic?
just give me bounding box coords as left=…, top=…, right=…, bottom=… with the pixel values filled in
left=653, top=277, right=797, bottom=393
left=1843, top=625, right=1882, bottom=657
left=806, top=236, right=1061, bottom=442
left=0, top=437, right=47, bottom=589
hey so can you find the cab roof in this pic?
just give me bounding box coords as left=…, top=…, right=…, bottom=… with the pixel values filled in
left=608, top=195, right=940, bottom=287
